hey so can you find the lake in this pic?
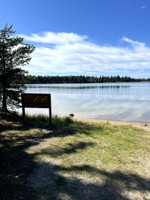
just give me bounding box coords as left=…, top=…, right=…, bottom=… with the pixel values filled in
left=24, top=82, right=150, bottom=123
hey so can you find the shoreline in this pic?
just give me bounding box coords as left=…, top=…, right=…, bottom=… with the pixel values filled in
left=1, top=110, right=150, bottom=131
left=74, top=117, right=150, bottom=131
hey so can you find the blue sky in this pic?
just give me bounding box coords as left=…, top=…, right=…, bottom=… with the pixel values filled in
left=1, top=0, right=150, bottom=78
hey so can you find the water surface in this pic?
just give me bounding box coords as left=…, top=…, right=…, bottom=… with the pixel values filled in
left=24, top=82, right=150, bottom=123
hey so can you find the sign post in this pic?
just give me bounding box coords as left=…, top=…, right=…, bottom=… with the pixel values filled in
left=21, top=93, right=52, bottom=125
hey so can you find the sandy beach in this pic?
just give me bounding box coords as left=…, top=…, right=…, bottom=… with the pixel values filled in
left=75, top=118, right=150, bottom=131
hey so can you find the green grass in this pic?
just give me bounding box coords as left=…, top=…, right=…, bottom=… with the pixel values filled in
left=0, top=113, right=150, bottom=200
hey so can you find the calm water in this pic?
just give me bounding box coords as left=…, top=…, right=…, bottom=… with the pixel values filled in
left=24, top=82, right=150, bottom=123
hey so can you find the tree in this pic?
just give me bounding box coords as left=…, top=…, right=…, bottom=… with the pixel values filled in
left=0, top=25, right=35, bottom=111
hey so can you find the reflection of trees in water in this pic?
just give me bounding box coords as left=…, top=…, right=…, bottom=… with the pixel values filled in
left=27, top=84, right=130, bottom=89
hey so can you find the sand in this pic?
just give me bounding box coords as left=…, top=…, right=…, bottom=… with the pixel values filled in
left=74, top=118, right=150, bottom=131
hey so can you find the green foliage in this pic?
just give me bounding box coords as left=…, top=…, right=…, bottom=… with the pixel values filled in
left=53, top=115, right=74, bottom=126
left=0, top=110, right=21, bottom=122
left=24, top=114, right=74, bottom=127
left=0, top=25, right=35, bottom=111
left=26, top=75, right=148, bottom=84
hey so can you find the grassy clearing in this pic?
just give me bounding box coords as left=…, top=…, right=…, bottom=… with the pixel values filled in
left=0, top=114, right=150, bottom=200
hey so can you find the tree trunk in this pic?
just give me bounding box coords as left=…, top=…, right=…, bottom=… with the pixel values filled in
left=2, top=44, right=7, bottom=111
left=2, top=88, right=7, bottom=111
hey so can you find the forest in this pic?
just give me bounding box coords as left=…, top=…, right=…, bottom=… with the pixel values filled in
left=26, top=75, right=150, bottom=84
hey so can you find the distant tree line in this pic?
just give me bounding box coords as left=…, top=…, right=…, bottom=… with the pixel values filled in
left=26, top=75, right=150, bottom=84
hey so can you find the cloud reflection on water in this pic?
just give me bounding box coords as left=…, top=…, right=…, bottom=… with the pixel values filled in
left=24, top=82, right=150, bottom=123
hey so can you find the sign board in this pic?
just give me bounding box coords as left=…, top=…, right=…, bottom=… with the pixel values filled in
left=21, top=93, right=52, bottom=125
left=22, top=93, right=50, bottom=108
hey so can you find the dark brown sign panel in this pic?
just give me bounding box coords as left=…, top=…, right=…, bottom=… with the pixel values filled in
left=22, top=93, right=50, bottom=108
left=21, top=93, right=52, bottom=125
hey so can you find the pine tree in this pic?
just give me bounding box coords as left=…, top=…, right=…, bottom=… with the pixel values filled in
left=0, top=25, right=35, bottom=111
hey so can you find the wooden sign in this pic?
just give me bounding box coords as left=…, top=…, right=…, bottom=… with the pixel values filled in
left=21, top=93, right=52, bottom=125
left=22, top=93, right=50, bottom=108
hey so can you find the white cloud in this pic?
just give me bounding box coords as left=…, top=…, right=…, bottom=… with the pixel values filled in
left=22, top=32, right=150, bottom=77
left=122, top=37, right=145, bottom=47
left=21, top=32, right=87, bottom=45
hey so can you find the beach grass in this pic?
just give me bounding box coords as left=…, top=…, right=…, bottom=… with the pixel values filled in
left=0, top=113, right=150, bottom=200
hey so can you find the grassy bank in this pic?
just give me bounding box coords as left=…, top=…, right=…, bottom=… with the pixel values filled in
left=0, top=114, right=150, bottom=200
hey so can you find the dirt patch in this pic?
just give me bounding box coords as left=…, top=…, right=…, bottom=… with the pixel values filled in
left=27, top=159, right=122, bottom=200
left=27, top=158, right=150, bottom=200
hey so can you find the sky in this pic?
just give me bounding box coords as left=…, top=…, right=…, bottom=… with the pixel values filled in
left=1, top=0, right=150, bottom=78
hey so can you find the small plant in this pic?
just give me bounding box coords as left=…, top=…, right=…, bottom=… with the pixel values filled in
left=52, top=115, right=74, bottom=126
left=25, top=114, right=49, bottom=126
